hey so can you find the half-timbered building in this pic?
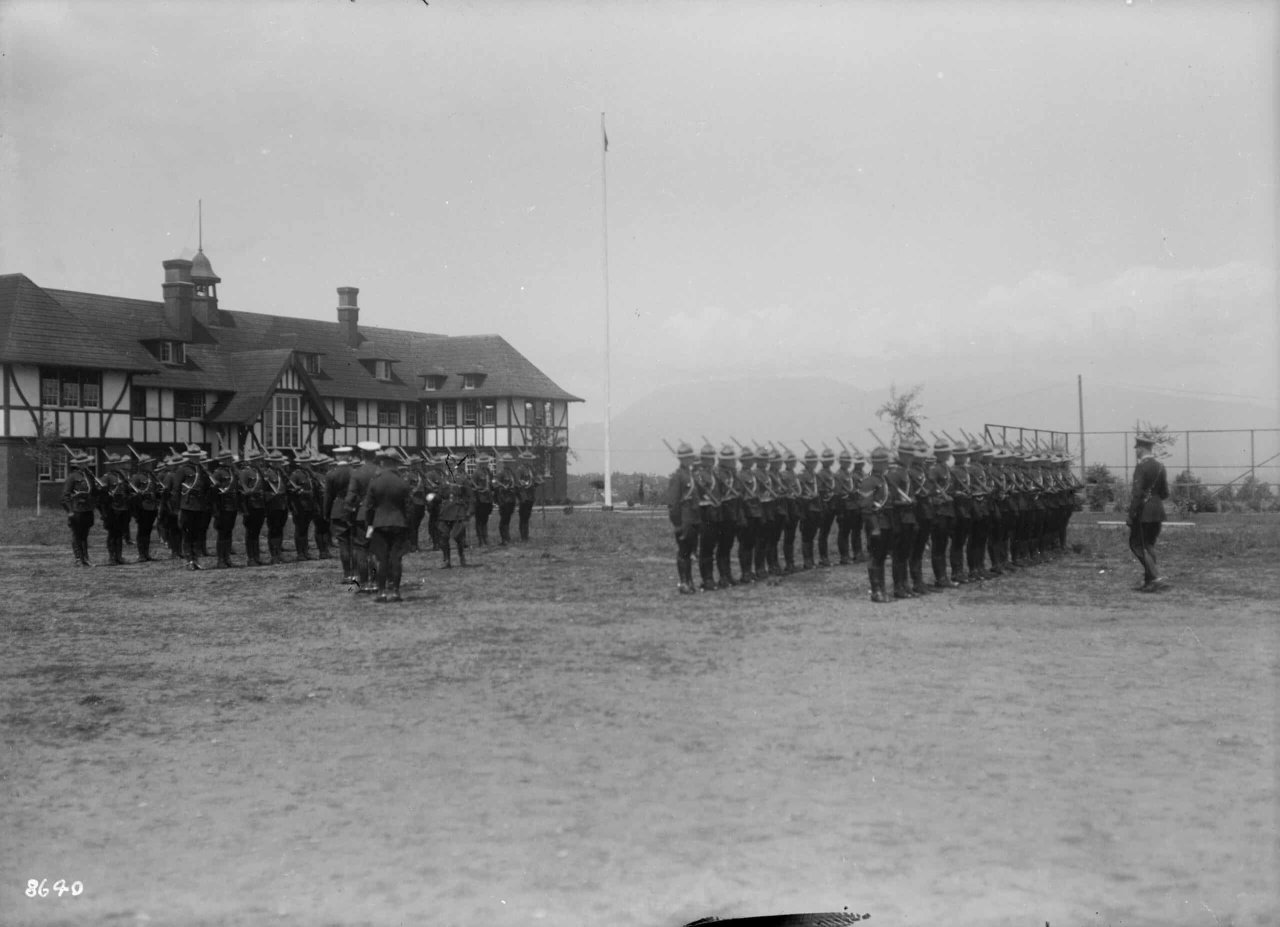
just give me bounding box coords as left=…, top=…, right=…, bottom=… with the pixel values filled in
left=0, top=253, right=581, bottom=509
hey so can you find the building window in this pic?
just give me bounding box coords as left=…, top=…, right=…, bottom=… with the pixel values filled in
left=462, top=399, right=477, bottom=427
left=39, top=447, right=69, bottom=482
left=526, top=400, right=547, bottom=426
left=423, top=375, right=444, bottom=391
left=377, top=402, right=401, bottom=427
left=174, top=390, right=206, bottom=419
left=443, top=401, right=457, bottom=427
left=272, top=394, right=301, bottom=447
left=406, top=405, right=418, bottom=428
left=301, top=353, right=321, bottom=374
left=375, top=360, right=393, bottom=382
left=160, top=341, right=185, bottom=365
left=544, top=401, right=553, bottom=426
left=482, top=400, right=496, bottom=426
left=462, top=373, right=483, bottom=390
left=424, top=401, right=437, bottom=426
left=131, top=387, right=147, bottom=419
left=344, top=399, right=358, bottom=426
left=40, top=368, right=102, bottom=408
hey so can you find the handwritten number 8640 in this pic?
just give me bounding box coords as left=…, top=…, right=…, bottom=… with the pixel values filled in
left=26, top=879, right=83, bottom=897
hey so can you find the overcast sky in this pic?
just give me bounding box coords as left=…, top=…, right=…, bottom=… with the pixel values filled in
left=2, top=0, right=1276, bottom=428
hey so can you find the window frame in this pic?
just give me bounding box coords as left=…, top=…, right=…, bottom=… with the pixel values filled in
left=443, top=401, right=457, bottom=427
left=376, top=401, right=401, bottom=427
left=271, top=393, right=301, bottom=448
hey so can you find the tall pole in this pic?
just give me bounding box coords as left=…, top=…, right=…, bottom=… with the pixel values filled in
left=601, top=113, right=614, bottom=511
left=1077, top=373, right=1086, bottom=482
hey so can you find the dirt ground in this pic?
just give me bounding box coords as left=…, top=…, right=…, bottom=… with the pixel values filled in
left=2, top=510, right=1276, bottom=927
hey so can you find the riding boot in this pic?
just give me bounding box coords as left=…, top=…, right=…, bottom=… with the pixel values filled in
left=802, top=541, right=815, bottom=570
left=316, top=532, right=331, bottom=559
left=442, top=545, right=452, bottom=568
left=457, top=545, right=467, bottom=568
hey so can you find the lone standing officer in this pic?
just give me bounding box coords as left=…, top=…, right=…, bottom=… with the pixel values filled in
left=1128, top=433, right=1169, bottom=591
left=62, top=450, right=100, bottom=567
left=666, top=441, right=701, bottom=594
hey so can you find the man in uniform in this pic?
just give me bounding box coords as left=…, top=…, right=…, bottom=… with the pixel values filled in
left=833, top=449, right=857, bottom=566
left=1128, top=434, right=1168, bottom=591
left=964, top=439, right=992, bottom=582
left=129, top=453, right=162, bottom=563
left=209, top=449, right=241, bottom=568
left=100, top=453, right=134, bottom=565
left=494, top=452, right=519, bottom=546
left=175, top=445, right=211, bottom=570
left=324, top=447, right=355, bottom=580
left=437, top=457, right=474, bottom=568
left=798, top=448, right=822, bottom=570
left=948, top=442, right=974, bottom=584
left=712, top=444, right=740, bottom=587
left=754, top=447, right=780, bottom=579
left=695, top=443, right=722, bottom=592
left=158, top=453, right=183, bottom=559
left=237, top=448, right=267, bottom=566
left=928, top=439, right=958, bottom=587
left=665, top=441, right=701, bottom=594
left=857, top=447, right=894, bottom=603
left=815, top=447, right=838, bottom=567
left=516, top=450, right=540, bottom=541
left=472, top=453, right=496, bottom=547
left=262, top=450, right=291, bottom=564
left=311, top=454, right=333, bottom=560
left=62, top=450, right=99, bottom=567
left=344, top=441, right=381, bottom=590
left=735, top=447, right=762, bottom=583
left=907, top=439, right=935, bottom=595
left=363, top=447, right=412, bottom=602
left=778, top=447, right=802, bottom=574
left=885, top=443, right=917, bottom=598
left=288, top=450, right=319, bottom=561
left=405, top=454, right=428, bottom=553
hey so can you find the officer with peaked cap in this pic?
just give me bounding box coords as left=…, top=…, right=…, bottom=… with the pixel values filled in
left=62, top=450, right=100, bottom=566
left=666, top=441, right=701, bottom=593
left=1128, top=434, right=1168, bottom=591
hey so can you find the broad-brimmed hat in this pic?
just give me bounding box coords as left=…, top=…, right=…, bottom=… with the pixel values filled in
left=870, top=446, right=891, bottom=463
left=717, top=444, right=736, bottom=464
left=1134, top=434, right=1156, bottom=449
left=265, top=450, right=288, bottom=465
left=68, top=451, right=94, bottom=468
left=182, top=444, right=204, bottom=460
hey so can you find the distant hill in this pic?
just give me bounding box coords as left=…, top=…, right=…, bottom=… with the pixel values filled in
left=569, top=375, right=1278, bottom=484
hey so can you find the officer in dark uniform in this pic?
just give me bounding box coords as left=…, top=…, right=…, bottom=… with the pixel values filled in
left=237, top=449, right=266, bottom=566
left=344, top=441, right=381, bottom=590
left=209, top=449, right=241, bottom=568
left=1128, top=434, right=1169, bottom=591
left=948, top=442, right=973, bottom=583
left=158, top=453, right=183, bottom=559
left=857, top=447, right=894, bottom=603
left=311, top=454, right=333, bottom=560
left=405, top=456, right=428, bottom=553
left=493, top=452, right=518, bottom=546
left=62, top=451, right=100, bottom=567
left=665, top=441, right=701, bottom=594
left=965, top=439, right=992, bottom=582
left=363, top=448, right=413, bottom=602
left=907, top=439, right=935, bottom=595
left=754, top=447, right=780, bottom=578
left=927, top=439, right=958, bottom=587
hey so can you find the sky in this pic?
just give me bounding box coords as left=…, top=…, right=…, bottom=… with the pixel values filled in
left=2, top=0, right=1276, bottom=437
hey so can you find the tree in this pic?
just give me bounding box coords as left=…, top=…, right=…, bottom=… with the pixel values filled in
left=1133, top=419, right=1177, bottom=457
left=1172, top=469, right=1216, bottom=514
left=22, top=417, right=68, bottom=516
left=876, top=383, right=926, bottom=446
left=1235, top=475, right=1275, bottom=513
left=1084, top=462, right=1117, bottom=512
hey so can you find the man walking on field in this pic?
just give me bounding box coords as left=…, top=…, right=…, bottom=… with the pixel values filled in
left=1128, top=433, right=1169, bottom=592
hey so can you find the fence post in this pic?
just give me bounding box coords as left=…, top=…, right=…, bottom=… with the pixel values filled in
left=1251, top=430, right=1255, bottom=483
left=1184, top=430, right=1190, bottom=479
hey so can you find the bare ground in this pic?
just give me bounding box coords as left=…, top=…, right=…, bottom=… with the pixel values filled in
left=1, top=511, right=1276, bottom=927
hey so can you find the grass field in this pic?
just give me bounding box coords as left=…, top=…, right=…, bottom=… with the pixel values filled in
left=2, top=509, right=1277, bottom=927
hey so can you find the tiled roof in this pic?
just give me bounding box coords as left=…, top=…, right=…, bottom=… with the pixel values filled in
left=0, top=275, right=158, bottom=372
left=1, top=274, right=580, bottom=421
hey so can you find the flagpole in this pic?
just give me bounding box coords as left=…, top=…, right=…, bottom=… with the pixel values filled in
left=601, top=112, right=614, bottom=511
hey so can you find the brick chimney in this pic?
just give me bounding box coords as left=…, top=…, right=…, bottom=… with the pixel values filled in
left=337, top=286, right=360, bottom=347
left=162, top=259, right=194, bottom=340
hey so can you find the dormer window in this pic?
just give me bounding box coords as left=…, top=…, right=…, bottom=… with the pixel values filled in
left=301, top=353, right=322, bottom=375
left=462, top=373, right=483, bottom=390
left=160, top=341, right=185, bottom=365
left=374, top=360, right=393, bottom=381
left=423, top=375, right=445, bottom=391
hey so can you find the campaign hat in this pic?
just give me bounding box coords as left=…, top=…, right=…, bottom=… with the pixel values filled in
left=837, top=448, right=853, bottom=463
left=182, top=443, right=204, bottom=460
left=68, top=451, right=95, bottom=468
left=213, top=449, right=235, bottom=464
left=932, top=438, right=952, bottom=456
left=717, top=444, right=736, bottom=464
left=819, top=447, right=836, bottom=463
left=870, top=446, right=891, bottom=463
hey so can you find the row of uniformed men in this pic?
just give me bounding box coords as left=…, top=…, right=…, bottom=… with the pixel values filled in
left=666, top=439, right=1083, bottom=601
left=59, top=444, right=545, bottom=573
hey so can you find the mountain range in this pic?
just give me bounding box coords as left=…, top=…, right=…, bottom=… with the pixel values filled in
left=568, top=375, right=1279, bottom=485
